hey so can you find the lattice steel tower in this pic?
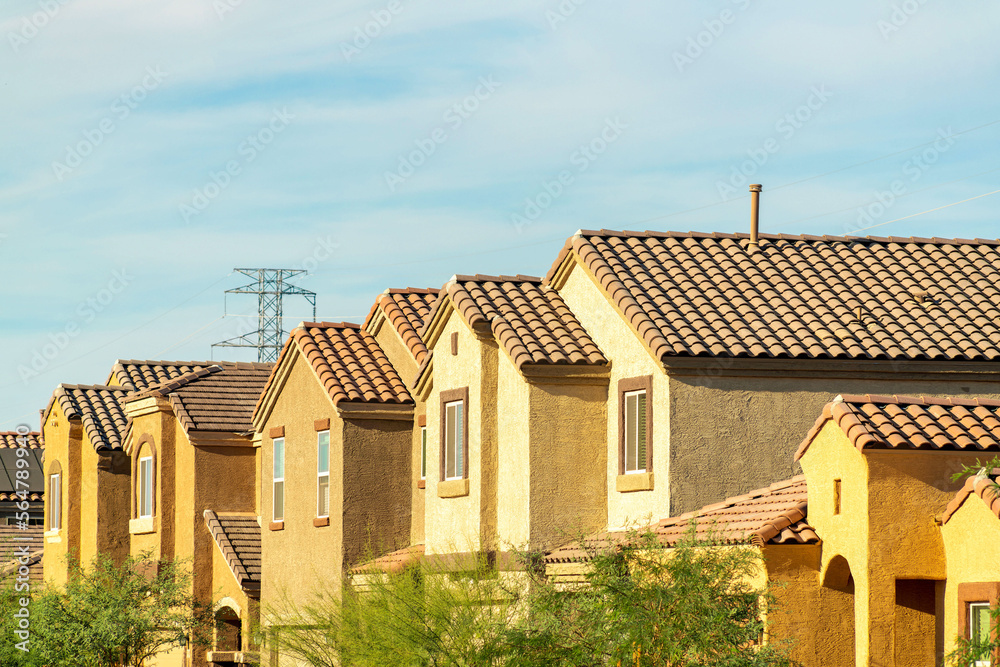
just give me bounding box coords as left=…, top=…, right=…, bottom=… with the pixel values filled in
left=212, top=268, right=317, bottom=363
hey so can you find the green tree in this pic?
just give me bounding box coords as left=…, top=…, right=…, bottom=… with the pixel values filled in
left=0, top=580, right=44, bottom=667
left=29, top=553, right=212, bottom=667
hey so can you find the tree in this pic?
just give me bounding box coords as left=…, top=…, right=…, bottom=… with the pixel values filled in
left=29, top=553, right=212, bottom=667
left=264, top=528, right=794, bottom=667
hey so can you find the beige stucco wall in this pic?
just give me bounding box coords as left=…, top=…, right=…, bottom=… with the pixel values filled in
left=41, top=401, right=80, bottom=586
left=557, top=261, right=671, bottom=529
left=941, top=492, right=1000, bottom=659
left=129, top=404, right=177, bottom=562
left=424, top=312, right=496, bottom=555
left=496, top=351, right=531, bottom=549
left=79, top=445, right=130, bottom=567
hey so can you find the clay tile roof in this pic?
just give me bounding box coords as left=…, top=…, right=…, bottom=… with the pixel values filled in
left=53, top=384, right=131, bottom=451
left=106, top=359, right=214, bottom=391
left=545, top=476, right=816, bottom=563
left=940, top=469, right=1000, bottom=524
left=204, top=511, right=261, bottom=595
left=0, top=525, right=44, bottom=585
left=795, top=394, right=1000, bottom=460
left=154, top=362, right=274, bottom=433
left=548, top=230, right=1000, bottom=362
left=432, top=274, right=607, bottom=369
left=290, top=322, right=413, bottom=406
left=0, top=432, right=43, bottom=502
left=363, top=288, right=439, bottom=365
left=351, top=544, right=425, bottom=574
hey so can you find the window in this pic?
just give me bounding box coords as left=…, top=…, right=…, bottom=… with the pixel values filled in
left=49, top=473, right=61, bottom=531
left=440, top=388, right=468, bottom=481
left=618, top=376, right=653, bottom=486
left=623, top=390, right=647, bottom=473
left=273, top=437, right=285, bottom=522
left=317, top=431, right=330, bottom=518
left=139, top=456, right=153, bottom=518
left=420, top=426, right=427, bottom=481
left=971, top=602, right=992, bottom=666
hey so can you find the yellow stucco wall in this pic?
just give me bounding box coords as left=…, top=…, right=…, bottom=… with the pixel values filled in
left=940, top=490, right=1000, bottom=660
left=557, top=261, right=670, bottom=529
left=41, top=401, right=79, bottom=586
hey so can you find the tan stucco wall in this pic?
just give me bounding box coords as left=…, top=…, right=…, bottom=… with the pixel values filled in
left=557, top=261, right=671, bottom=529
left=424, top=312, right=497, bottom=555
left=940, top=490, right=1000, bottom=659
left=496, top=351, right=530, bottom=549
left=41, top=401, right=79, bottom=586
left=129, top=405, right=177, bottom=562
left=79, top=445, right=130, bottom=567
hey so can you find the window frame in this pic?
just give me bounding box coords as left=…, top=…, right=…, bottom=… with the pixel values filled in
left=618, top=376, right=653, bottom=476
left=48, top=472, right=61, bottom=531
left=138, top=456, right=153, bottom=519
left=439, top=387, right=469, bottom=482
left=273, top=436, right=285, bottom=523
left=317, top=430, right=330, bottom=519
left=420, top=425, right=428, bottom=481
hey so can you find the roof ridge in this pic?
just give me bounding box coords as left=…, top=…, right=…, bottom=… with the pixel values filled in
left=298, top=321, right=361, bottom=330
left=383, top=287, right=441, bottom=295
left=452, top=273, right=543, bottom=284
left=837, top=393, right=1000, bottom=409
left=572, top=229, right=1000, bottom=247
left=122, top=366, right=223, bottom=402
left=57, top=383, right=129, bottom=392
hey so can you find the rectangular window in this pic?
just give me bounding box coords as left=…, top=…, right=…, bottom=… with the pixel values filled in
left=273, top=437, right=285, bottom=522
left=139, top=457, right=153, bottom=518
left=317, top=431, right=330, bottom=518
left=445, top=401, right=464, bottom=480
left=972, top=602, right=992, bottom=649
left=49, top=474, right=61, bottom=531
left=420, top=426, right=427, bottom=480
left=624, top=389, right=647, bottom=473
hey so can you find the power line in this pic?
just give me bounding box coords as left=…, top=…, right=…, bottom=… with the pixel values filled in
left=851, top=186, right=1000, bottom=234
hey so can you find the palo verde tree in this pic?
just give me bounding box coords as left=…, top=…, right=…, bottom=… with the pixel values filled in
left=29, top=552, right=212, bottom=667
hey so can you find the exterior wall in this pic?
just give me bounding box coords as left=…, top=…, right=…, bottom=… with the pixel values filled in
left=801, top=422, right=987, bottom=667
left=41, top=402, right=80, bottom=586
left=369, top=314, right=426, bottom=546
left=208, top=529, right=255, bottom=654
left=129, top=403, right=177, bottom=562
left=941, top=490, right=1000, bottom=661
left=79, top=445, right=130, bottom=567
left=496, top=351, right=531, bottom=549
left=557, top=262, right=670, bottom=529
left=424, top=313, right=497, bottom=555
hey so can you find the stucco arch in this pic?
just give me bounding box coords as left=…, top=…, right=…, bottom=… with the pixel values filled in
left=822, top=554, right=855, bottom=593
left=130, top=434, right=157, bottom=519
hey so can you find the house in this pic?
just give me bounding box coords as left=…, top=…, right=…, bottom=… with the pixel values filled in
left=544, top=230, right=1000, bottom=521
left=1, top=430, right=44, bottom=587
left=121, top=361, right=273, bottom=667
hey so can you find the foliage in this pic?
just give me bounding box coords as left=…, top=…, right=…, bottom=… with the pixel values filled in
left=265, top=528, right=794, bottom=667
left=950, top=455, right=1000, bottom=493
left=0, top=578, right=44, bottom=667
left=28, top=553, right=212, bottom=667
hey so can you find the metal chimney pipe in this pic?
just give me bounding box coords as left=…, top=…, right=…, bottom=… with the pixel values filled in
left=749, top=184, right=762, bottom=247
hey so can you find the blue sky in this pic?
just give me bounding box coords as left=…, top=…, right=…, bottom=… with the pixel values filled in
left=2, top=0, right=999, bottom=429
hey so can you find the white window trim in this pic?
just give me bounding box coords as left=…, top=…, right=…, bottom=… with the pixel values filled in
left=49, top=473, right=61, bottom=531
left=138, top=456, right=153, bottom=519
left=317, top=431, right=330, bottom=519
left=623, top=389, right=647, bottom=474
left=273, top=437, right=285, bottom=522
left=444, top=400, right=464, bottom=481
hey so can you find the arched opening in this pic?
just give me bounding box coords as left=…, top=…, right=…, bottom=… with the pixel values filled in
left=215, top=606, right=242, bottom=653
left=821, top=555, right=856, bottom=667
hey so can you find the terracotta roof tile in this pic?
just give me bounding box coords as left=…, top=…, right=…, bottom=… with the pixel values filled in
left=53, top=384, right=131, bottom=451
left=549, top=230, right=1000, bottom=362
left=427, top=274, right=607, bottom=369
left=795, top=394, right=1000, bottom=460
left=545, top=476, right=815, bottom=563
left=940, top=468, right=1000, bottom=524
left=0, top=525, right=44, bottom=585
left=204, top=511, right=261, bottom=595
left=351, top=544, right=425, bottom=574
left=124, top=362, right=274, bottom=434
left=0, top=432, right=42, bottom=449
left=106, top=359, right=214, bottom=391
left=363, top=288, right=439, bottom=365
left=288, top=322, right=412, bottom=407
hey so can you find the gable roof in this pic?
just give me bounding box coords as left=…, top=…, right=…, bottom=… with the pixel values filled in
left=125, top=362, right=273, bottom=434
left=363, top=288, right=439, bottom=365
left=795, top=394, right=1000, bottom=461
left=52, top=384, right=131, bottom=450
left=0, top=432, right=43, bottom=502
left=420, top=274, right=607, bottom=371
left=940, top=469, right=1000, bottom=525
left=106, top=359, right=213, bottom=391
left=0, top=432, right=41, bottom=449
left=545, top=476, right=816, bottom=564
left=204, top=511, right=261, bottom=596
left=351, top=544, right=425, bottom=574
left=547, top=230, right=1000, bottom=363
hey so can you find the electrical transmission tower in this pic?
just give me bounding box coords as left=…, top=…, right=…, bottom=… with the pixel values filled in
left=212, top=268, right=317, bottom=363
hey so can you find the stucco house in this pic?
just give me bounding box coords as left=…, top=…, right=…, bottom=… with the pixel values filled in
left=1, top=430, right=44, bottom=586
left=121, top=361, right=272, bottom=667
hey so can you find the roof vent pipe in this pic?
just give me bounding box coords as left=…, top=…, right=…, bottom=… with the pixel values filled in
left=749, top=184, right=762, bottom=248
